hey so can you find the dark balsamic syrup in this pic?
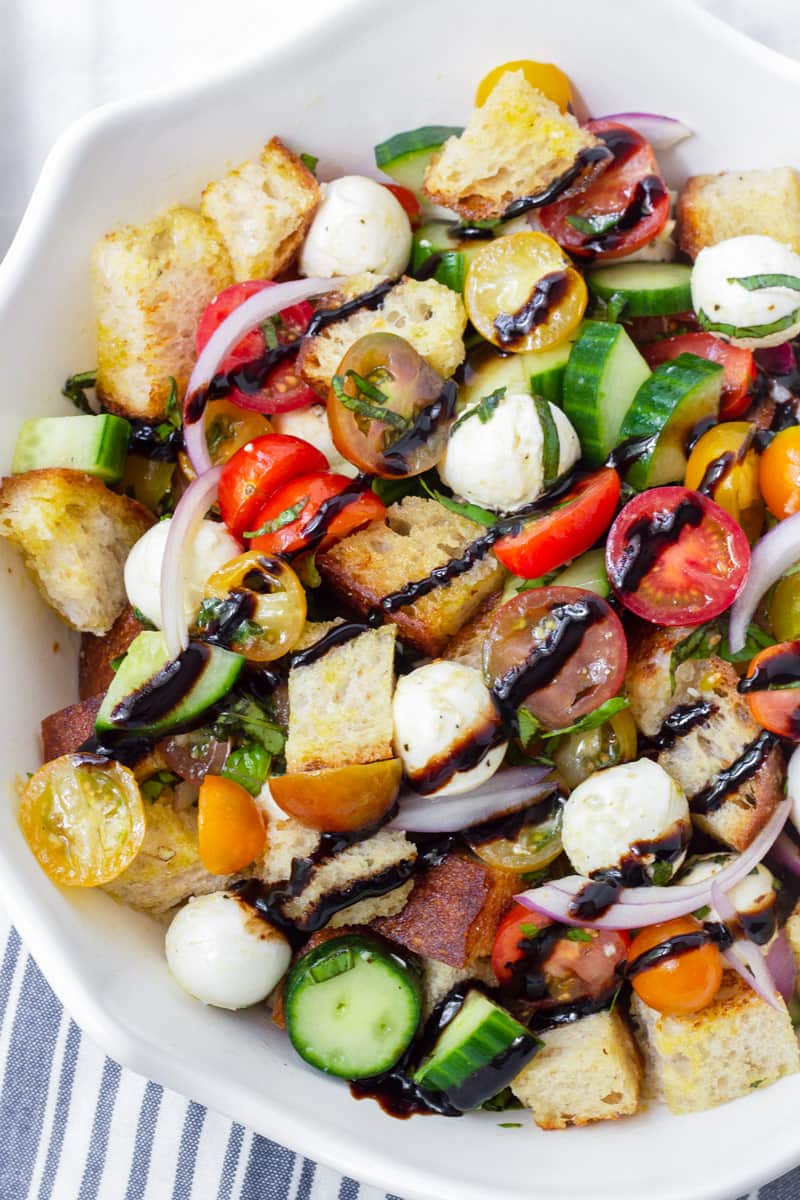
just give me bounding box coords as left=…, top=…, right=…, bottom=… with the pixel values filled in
left=579, top=176, right=667, bottom=259
left=381, top=380, right=458, bottom=475
left=289, top=622, right=371, bottom=669
left=604, top=433, right=658, bottom=472
left=608, top=497, right=704, bottom=594
left=738, top=646, right=800, bottom=693
left=690, top=731, right=777, bottom=814
left=642, top=700, right=716, bottom=753
left=465, top=791, right=563, bottom=848
left=501, top=144, right=613, bottom=219
left=108, top=645, right=210, bottom=727
left=287, top=474, right=372, bottom=558
left=410, top=717, right=507, bottom=796
left=447, top=224, right=496, bottom=241
left=622, top=928, right=729, bottom=981
left=493, top=271, right=569, bottom=347
left=128, top=421, right=183, bottom=462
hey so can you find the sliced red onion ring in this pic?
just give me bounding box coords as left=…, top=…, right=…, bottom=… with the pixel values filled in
left=710, top=877, right=739, bottom=927
left=183, top=276, right=344, bottom=476
left=160, top=466, right=223, bottom=659
left=723, top=940, right=783, bottom=1011
left=515, top=798, right=790, bottom=928
left=729, top=512, right=800, bottom=652
left=771, top=832, right=800, bottom=878
left=767, top=932, right=797, bottom=1005
left=595, top=112, right=692, bottom=149
left=756, top=342, right=796, bottom=377
left=387, top=765, right=557, bottom=833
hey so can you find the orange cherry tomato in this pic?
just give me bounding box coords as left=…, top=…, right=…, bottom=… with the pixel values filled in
left=269, top=759, right=403, bottom=832
left=198, top=775, right=266, bottom=875
left=475, top=61, right=573, bottom=112
left=741, top=640, right=800, bottom=739
left=628, top=916, right=723, bottom=1016
left=684, top=422, right=764, bottom=542
left=759, top=426, right=800, bottom=520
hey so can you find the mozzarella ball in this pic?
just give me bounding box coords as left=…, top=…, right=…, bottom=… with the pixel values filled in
left=678, top=853, right=778, bottom=942
left=165, top=891, right=291, bottom=1009
left=392, top=661, right=508, bottom=797
left=271, top=403, right=359, bottom=478
left=299, top=176, right=412, bottom=278
left=439, top=391, right=580, bottom=512
left=124, top=518, right=240, bottom=628
left=562, top=758, right=691, bottom=882
left=691, top=234, right=800, bottom=349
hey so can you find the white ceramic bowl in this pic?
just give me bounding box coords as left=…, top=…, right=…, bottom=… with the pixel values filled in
left=2, top=2, right=800, bottom=1196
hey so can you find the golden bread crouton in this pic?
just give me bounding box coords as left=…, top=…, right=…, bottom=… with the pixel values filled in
left=626, top=626, right=783, bottom=851
left=422, top=70, right=606, bottom=220
left=201, top=136, right=320, bottom=281
left=784, top=900, right=800, bottom=978
left=317, top=496, right=505, bottom=657
left=630, top=971, right=800, bottom=1114
left=79, top=605, right=144, bottom=700
left=285, top=624, right=396, bottom=772
left=511, top=1010, right=642, bottom=1129
left=298, top=274, right=466, bottom=396
left=41, top=695, right=102, bottom=762
left=92, top=206, right=233, bottom=420
left=442, top=590, right=505, bottom=670
left=372, top=853, right=518, bottom=968
left=0, top=469, right=153, bottom=635
left=420, top=956, right=498, bottom=1019
left=678, top=167, right=800, bottom=259
left=104, top=801, right=226, bottom=914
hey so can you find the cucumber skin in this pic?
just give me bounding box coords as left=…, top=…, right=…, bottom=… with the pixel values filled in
left=563, top=321, right=650, bottom=466
left=12, top=414, right=130, bottom=482
left=587, top=262, right=692, bottom=317
left=374, top=125, right=462, bottom=170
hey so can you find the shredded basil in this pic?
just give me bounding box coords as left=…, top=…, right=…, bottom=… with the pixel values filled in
left=109, top=654, right=126, bottom=673
left=206, top=415, right=235, bottom=459
left=669, top=620, right=775, bottom=690
left=132, top=607, right=157, bottom=631
left=566, top=212, right=622, bottom=237
left=693, top=905, right=711, bottom=920
left=698, top=306, right=800, bottom=340
left=727, top=273, right=800, bottom=292
left=534, top=395, right=560, bottom=488
left=194, top=597, right=263, bottom=648
left=451, top=387, right=505, bottom=434
left=539, top=696, right=630, bottom=740
left=331, top=371, right=409, bottom=432
left=480, top=1087, right=524, bottom=1113
left=419, top=479, right=495, bottom=526
left=62, top=369, right=98, bottom=414
left=516, top=707, right=541, bottom=748
left=244, top=496, right=308, bottom=538
left=565, top=928, right=593, bottom=942
left=140, top=770, right=180, bottom=801
left=261, top=314, right=284, bottom=350
left=153, top=377, right=181, bottom=442
left=651, top=860, right=674, bottom=886
left=213, top=696, right=285, bottom=756
left=221, top=742, right=271, bottom=795
left=300, top=152, right=318, bottom=175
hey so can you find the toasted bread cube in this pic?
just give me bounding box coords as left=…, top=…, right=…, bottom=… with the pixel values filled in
left=41, top=695, right=103, bottom=762
left=79, top=605, right=144, bottom=700
left=442, top=590, right=505, bottom=670
left=317, top=496, right=505, bottom=657
left=511, top=1010, right=642, bottom=1129
left=372, top=853, right=517, bottom=968
left=298, top=274, right=466, bottom=397
left=626, top=627, right=783, bottom=851
left=422, top=70, right=606, bottom=220
left=631, top=971, right=800, bottom=1114
left=420, top=956, right=498, bottom=1019
left=104, top=801, right=226, bottom=915
left=0, top=469, right=153, bottom=636
left=285, top=624, right=396, bottom=772
left=92, top=206, right=233, bottom=420
left=678, top=167, right=800, bottom=259
left=784, top=901, right=800, bottom=981
left=201, top=137, right=320, bottom=282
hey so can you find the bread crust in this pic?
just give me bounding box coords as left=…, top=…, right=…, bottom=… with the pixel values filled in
left=79, top=605, right=144, bottom=700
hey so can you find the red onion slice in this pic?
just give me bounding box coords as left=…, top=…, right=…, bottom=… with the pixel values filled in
left=728, top=512, right=800, bottom=652
left=387, top=765, right=557, bottom=833
left=723, top=940, right=783, bottom=1011
left=595, top=112, right=692, bottom=149
left=756, top=342, right=796, bottom=377
left=771, top=832, right=800, bottom=879
left=183, top=276, right=344, bottom=476
left=766, top=931, right=797, bottom=1005
left=160, top=466, right=223, bottom=658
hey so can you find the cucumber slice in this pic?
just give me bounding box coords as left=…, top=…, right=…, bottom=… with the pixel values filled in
left=12, top=414, right=130, bottom=483
left=553, top=548, right=610, bottom=597
left=563, top=320, right=651, bottom=466
left=413, top=990, right=539, bottom=1110
left=375, top=126, right=462, bottom=195
left=459, top=340, right=575, bottom=411
left=96, top=631, right=244, bottom=736
left=617, top=352, right=723, bottom=490
left=587, top=262, right=693, bottom=317
left=411, top=221, right=491, bottom=292
left=285, top=934, right=421, bottom=1079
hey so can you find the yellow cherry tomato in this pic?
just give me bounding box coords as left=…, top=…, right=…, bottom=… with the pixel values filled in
left=551, top=708, right=638, bottom=790
left=465, top=799, right=563, bottom=874
left=180, top=399, right=272, bottom=479
left=199, top=551, right=306, bottom=662
left=769, top=570, right=800, bottom=642
left=464, top=232, right=587, bottom=353
left=19, top=754, right=145, bottom=886
left=198, top=775, right=266, bottom=875
left=759, top=426, right=800, bottom=520
left=476, top=60, right=572, bottom=112
left=684, top=421, right=764, bottom=542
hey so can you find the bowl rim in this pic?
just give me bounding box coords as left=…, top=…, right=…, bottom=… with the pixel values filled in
left=3, top=2, right=800, bottom=1197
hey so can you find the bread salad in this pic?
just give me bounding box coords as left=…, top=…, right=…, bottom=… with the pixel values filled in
left=9, top=59, right=800, bottom=1130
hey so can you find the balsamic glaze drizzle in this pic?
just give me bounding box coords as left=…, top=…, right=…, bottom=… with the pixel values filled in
left=604, top=433, right=658, bottom=473
left=622, top=927, right=731, bottom=981
left=493, top=271, right=569, bottom=347
left=578, top=176, right=667, bottom=258
left=689, top=731, right=777, bottom=814
left=608, top=497, right=704, bottom=594
left=128, top=421, right=183, bottom=462
left=286, top=474, right=372, bottom=559
left=641, top=700, right=717, bottom=753
left=738, top=647, right=800, bottom=693
left=108, top=645, right=210, bottom=727
left=289, top=622, right=371, bottom=670
left=501, top=144, right=613, bottom=220
left=380, top=380, right=458, bottom=475
left=447, top=224, right=496, bottom=241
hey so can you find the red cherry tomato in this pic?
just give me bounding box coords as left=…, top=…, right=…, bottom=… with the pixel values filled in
left=539, top=120, right=669, bottom=260
left=741, top=640, right=800, bottom=739
left=195, top=280, right=317, bottom=413
left=644, top=333, right=756, bottom=420
left=606, top=486, right=751, bottom=626
left=382, top=183, right=422, bottom=224
left=218, top=434, right=328, bottom=539
left=493, top=468, right=621, bottom=579
left=247, top=471, right=385, bottom=557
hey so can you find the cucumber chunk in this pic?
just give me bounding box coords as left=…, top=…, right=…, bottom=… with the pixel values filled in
left=411, top=221, right=492, bottom=292
left=563, top=320, right=651, bottom=466
left=96, top=631, right=244, bottom=736
left=617, top=352, right=723, bottom=490
left=375, top=126, right=462, bottom=195
left=12, top=413, right=131, bottom=482
left=459, top=340, right=575, bottom=411
left=413, top=990, right=540, bottom=1110
left=285, top=934, right=422, bottom=1079
left=587, top=261, right=693, bottom=317
left=553, top=548, right=610, bottom=597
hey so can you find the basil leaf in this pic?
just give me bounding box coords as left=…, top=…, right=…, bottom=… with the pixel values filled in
left=244, top=496, right=308, bottom=538
left=331, top=372, right=409, bottom=432
left=222, top=742, right=271, bottom=795
left=718, top=622, right=776, bottom=663
left=698, top=306, right=800, bottom=341
left=540, top=696, right=630, bottom=739
left=516, top=707, right=541, bottom=748
left=566, top=212, right=622, bottom=237
left=300, top=152, right=318, bottom=175
left=206, top=414, right=235, bottom=459
left=140, top=770, right=180, bottom=801
left=565, top=928, right=593, bottom=942
left=534, top=395, right=560, bottom=487
left=132, top=607, right=157, bottom=631
left=213, top=697, right=285, bottom=755
left=727, top=273, right=800, bottom=292
left=651, top=860, right=673, bottom=886
left=519, top=923, right=540, bottom=937
left=452, top=387, right=505, bottom=434
left=261, top=315, right=282, bottom=350
left=62, top=369, right=98, bottom=414
left=419, top=479, right=496, bottom=526
left=669, top=620, right=776, bottom=689
left=480, top=1087, right=524, bottom=1113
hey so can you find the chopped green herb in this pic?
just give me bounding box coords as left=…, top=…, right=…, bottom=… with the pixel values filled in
left=480, top=1085, right=524, bottom=1112
left=132, top=607, right=157, bottom=631
left=62, top=369, right=98, bottom=414
left=498, top=1123, right=523, bottom=1129
left=206, top=415, right=235, bottom=460
left=109, top=654, right=126, bottom=673
left=516, top=707, right=541, bottom=748
left=651, top=860, right=674, bottom=886
left=154, top=378, right=182, bottom=441
left=698, top=307, right=800, bottom=341
left=244, top=497, right=308, bottom=538
left=565, top=928, right=593, bottom=942
left=669, top=620, right=775, bottom=690
left=371, top=474, right=426, bottom=506
left=540, top=696, right=630, bottom=740
left=222, top=741, right=271, bottom=795
left=331, top=371, right=409, bottom=432
left=140, top=770, right=180, bottom=801
left=749, top=1079, right=765, bottom=1089
left=300, top=152, right=319, bottom=175
left=451, top=387, right=505, bottom=434
left=194, top=598, right=264, bottom=648
left=727, top=273, right=800, bottom=292
left=295, top=552, right=322, bottom=589
left=608, top=983, right=622, bottom=1016
left=534, top=395, right=560, bottom=487
left=261, top=313, right=284, bottom=350
left=693, top=905, right=711, bottom=920
left=566, top=212, right=622, bottom=237
left=519, top=867, right=550, bottom=887
left=213, top=696, right=285, bottom=755
left=519, top=923, right=541, bottom=937
left=420, top=479, right=496, bottom=526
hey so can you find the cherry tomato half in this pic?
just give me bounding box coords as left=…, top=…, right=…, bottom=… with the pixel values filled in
left=605, top=486, right=750, bottom=626
left=198, top=774, right=266, bottom=875
left=539, top=120, right=669, bottom=261
left=628, top=916, right=723, bottom=1016
left=493, top=467, right=621, bottom=578
left=684, top=421, right=764, bottom=542
left=464, top=232, right=587, bottom=352
left=644, top=333, right=756, bottom=421
left=19, top=754, right=145, bottom=887
left=179, top=398, right=272, bottom=481
left=269, top=759, right=403, bottom=832
left=196, top=280, right=316, bottom=413
left=382, top=183, right=422, bottom=224
left=551, top=707, right=638, bottom=789
left=759, top=426, right=800, bottom=520
left=476, top=60, right=573, bottom=112
left=198, top=551, right=307, bottom=662
left=483, top=585, right=627, bottom=729
left=741, top=640, right=800, bottom=739
left=247, top=471, right=385, bottom=558
left=465, top=799, right=563, bottom=874
left=218, top=434, right=329, bottom=540
left=328, top=333, right=452, bottom=478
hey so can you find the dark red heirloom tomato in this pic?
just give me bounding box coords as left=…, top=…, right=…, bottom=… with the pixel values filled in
left=644, top=333, right=756, bottom=421
left=218, top=434, right=328, bottom=540
left=539, top=119, right=669, bottom=260
left=247, top=471, right=385, bottom=557
left=605, top=486, right=750, bottom=626
left=740, top=640, right=800, bottom=739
